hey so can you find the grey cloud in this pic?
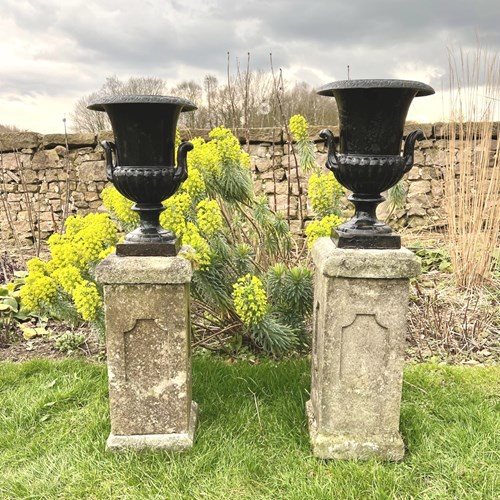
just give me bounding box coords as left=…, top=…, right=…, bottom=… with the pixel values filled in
left=0, top=0, right=498, bottom=103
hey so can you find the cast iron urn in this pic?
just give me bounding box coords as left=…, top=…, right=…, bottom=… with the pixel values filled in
left=317, top=79, right=435, bottom=249
left=88, top=95, right=197, bottom=256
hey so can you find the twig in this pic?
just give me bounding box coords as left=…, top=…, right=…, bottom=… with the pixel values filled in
left=192, top=322, right=239, bottom=347
left=61, top=117, right=72, bottom=227
left=15, top=151, right=38, bottom=252
left=269, top=55, right=305, bottom=227
left=227, top=52, right=237, bottom=132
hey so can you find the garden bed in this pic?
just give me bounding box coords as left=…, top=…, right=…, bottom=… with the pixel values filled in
left=1, top=237, right=499, bottom=365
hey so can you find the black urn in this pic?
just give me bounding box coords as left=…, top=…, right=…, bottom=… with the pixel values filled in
left=88, top=95, right=197, bottom=256
left=317, top=79, right=434, bottom=249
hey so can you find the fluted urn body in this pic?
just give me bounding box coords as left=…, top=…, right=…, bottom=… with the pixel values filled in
left=88, top=95, right=196, bottom=256
left=317, top=79, right=434, bottom=248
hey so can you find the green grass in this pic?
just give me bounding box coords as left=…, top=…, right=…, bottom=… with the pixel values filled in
left=0, top=358, right=498, bottom=499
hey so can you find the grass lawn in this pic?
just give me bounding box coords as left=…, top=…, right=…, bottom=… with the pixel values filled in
left=0, top=358, right=498, bottom=499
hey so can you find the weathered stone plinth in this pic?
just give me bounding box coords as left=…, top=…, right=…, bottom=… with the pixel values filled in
left=95, top=254, right=197, bottom=452
left=307, top=238, right=420, bottom=461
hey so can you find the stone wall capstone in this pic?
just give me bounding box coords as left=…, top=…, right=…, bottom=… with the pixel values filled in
left=1, top=124, right=497, bottom=246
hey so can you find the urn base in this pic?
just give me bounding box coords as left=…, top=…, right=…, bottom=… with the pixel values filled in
left=333, top=193, right=402, bottom=249
left=333, top=230, right=401, bottom=250
left=116, top=240, right=179, bottom=257
left=119, top=203, right=179, bottom=256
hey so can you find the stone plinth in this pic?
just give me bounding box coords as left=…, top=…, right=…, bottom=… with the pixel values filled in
left=95, top=254, right=197, bottom=452
left=307, top=238, right=420, bottom=461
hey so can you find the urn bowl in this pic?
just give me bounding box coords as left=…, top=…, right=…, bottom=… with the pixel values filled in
left=317, top=79, right=434, bottom=248
left=88, top=95, right=197, bottom=254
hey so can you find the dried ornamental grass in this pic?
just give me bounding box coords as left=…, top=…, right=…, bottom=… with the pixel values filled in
left=445, top=47, right=500, bottom=289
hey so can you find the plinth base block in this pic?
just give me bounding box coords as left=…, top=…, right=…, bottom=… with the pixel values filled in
left=106, top=402, right=198, bottom=452
left=306, top=400, right=404, bottom=461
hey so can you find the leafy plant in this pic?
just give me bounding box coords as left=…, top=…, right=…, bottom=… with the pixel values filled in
left=55, top=331, right=86, bottom=354
left=19, top=126, right=321, bottom=355
left=266, top=264, right=313, bottom=345
left=18, top=213, right=116, bottom=336
left=410, top=245, right=453, bottom=273
left=386, top=180, right=407, bottom=212
left=100, top=127, right=305, bottom=355
left=289, top=114, right=345, bottom=248
left=0, top=272, right=30, bottom=343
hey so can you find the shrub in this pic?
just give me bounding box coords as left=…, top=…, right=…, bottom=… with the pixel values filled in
left=19, top=213, right=117, bottom=332
left=445, top=47, right=500, bottom=289
left=99, top=127, right=310, bottom=355
left=289, top=114, right=345, bottom=248
left=20, top=127, right=326, bottom=355
left=0, top=273, right=31, bottom=344
left=55, top=331, right=86, bottom=354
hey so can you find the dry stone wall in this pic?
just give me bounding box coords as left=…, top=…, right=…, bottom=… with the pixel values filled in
left=1, top=124, right=495, bottom=247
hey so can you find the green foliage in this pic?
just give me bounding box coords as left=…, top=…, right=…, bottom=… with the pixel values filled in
left=290, top=114, right=345, bottom=248
left=191, top=255, right=234, bottom=313
left=412, top=245, right=453, bottom=273
left=232, top=243, right=254, bottom=276
left=55, top=331, right=86, bottom=354
left=266, top=264, right=313, bottom=343
left=252, top=196, right=291, bottom=259
left=0, top=273, right=27, bottom=319
left=387, top=180, right=407, bottom=211
left=19, top=214, right=116, bottom=329
left=0, top=272, right=31, bottom=342
left=250, top=315, right=298, bottom=355
left=19, top=126, right=317, bottom=355
left=103, top=127, right=302, bottom=356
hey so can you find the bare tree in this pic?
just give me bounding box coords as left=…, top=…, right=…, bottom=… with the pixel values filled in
left=0, top=124, right=23, bottom=133
left=70, top=62, right=338, bottom=133
left=170, top=80, right=203, bottom=129
left=70, top=76, right=168, bottom=133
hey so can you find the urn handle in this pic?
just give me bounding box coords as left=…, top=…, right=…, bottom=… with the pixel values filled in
left=101, top=140, right=117, bottom=182
left=174, top=141, right=194, bottom=183
left=403, top=130, right=425, bottom=173
left=319, top=129, right=339, bottom=171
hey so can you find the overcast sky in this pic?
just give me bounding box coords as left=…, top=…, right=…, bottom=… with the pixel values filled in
left=0, top=0, right=498, bottom=133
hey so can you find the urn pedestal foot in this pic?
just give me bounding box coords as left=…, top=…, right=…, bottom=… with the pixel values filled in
left=334, top=231, right=401, bottom=250
left=96, top=255, right=196, bottom=453
left=333, top=194, right=401, bottom=249
left=116, top=240, right=179, bottom=257
left=308, top=238, right=420, bottom=461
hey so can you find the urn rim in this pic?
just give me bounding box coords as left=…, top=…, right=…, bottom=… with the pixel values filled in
left=316, top=79, right=435, bottom=97
left=87, top=94, right=197, bottom=112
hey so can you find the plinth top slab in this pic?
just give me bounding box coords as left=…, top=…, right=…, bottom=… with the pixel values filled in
left=312, top=238, right=420, bottom=279
left=95, top=254, right=193, bottom=284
